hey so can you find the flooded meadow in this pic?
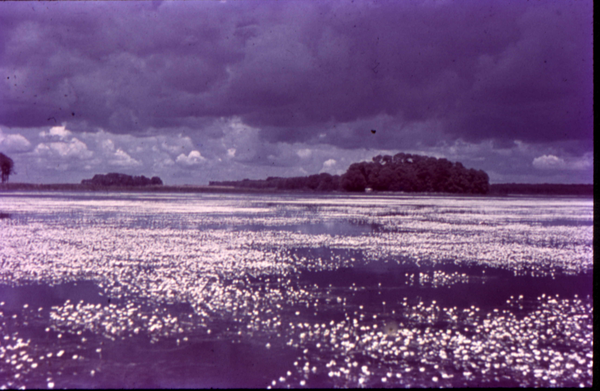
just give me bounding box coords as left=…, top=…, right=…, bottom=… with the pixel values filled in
left=0, top=192, right=593, bottom=388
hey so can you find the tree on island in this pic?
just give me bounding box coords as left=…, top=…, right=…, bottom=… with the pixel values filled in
left=210, top=153, right=490, bottom=194
left=0, top=152, right=14, bottom=183
left=338, top=153, right=489, bottom=194
left=81, top=173, right=163, bottom=187
left=340, top=163, right=368, bottom=192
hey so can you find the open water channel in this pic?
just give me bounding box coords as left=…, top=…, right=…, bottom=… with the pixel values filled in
left=0, top=192, right=593, bottom=388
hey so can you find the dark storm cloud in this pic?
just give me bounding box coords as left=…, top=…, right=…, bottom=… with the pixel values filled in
left=0, top=0, right=593, bottom=175
left=218, top=0, right=592, bottom=148
left=1, top=1, right=246, bottom=131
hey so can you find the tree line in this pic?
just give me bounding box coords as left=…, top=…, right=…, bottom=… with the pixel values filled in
left=210, top=153, right=490, bottom=194
left=4, top=149, right=589, bottom=195
left=81, top=173, right=163, bottom=187
left=213, top=172, right=341, bottom=192
left=489, top=183, right=593, bottom=196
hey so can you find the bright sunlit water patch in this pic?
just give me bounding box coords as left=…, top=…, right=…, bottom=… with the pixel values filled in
left=0, top=192, right=593, bottom=388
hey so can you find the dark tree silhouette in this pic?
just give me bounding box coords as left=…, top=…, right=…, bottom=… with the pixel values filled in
left=81, top=173, right=163, bottom=187
left=210, top=153, right=491, bottom=194
left=0, top=152, right=14, bottom=183
left=489, top=183, right=592, bottom=196
left=341, top=163, right=368, bottom=192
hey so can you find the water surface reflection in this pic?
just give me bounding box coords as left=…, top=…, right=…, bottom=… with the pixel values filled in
left=0, top=192, right=593, bottom=388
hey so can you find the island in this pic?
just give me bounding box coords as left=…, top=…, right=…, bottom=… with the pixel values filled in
left=210, top=153, right=491, bottom=194
left=81, top=173, right=163, bottom=187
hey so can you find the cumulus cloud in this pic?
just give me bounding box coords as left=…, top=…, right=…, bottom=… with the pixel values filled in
left=0, top=129, right=32, bottom=152
left=34, top=138, right=93, bottom=160
left=323, top=159, right=336, bottom=167
left=532, top=155, right=566, bottom=170
left=297, top=148, right=312, bottom=159
left=78, top=130, right=203, bottom=172
left=109, top=149, right=142, bottom=168
left=158, top=135, right=195, bottom=155
left=176, top=150, right=205, bottom=166
left=39, top=125, right=71, bottom=141
left=533, top=154, right=593, bottom=171
left=32, top=125, right=94, bottom=169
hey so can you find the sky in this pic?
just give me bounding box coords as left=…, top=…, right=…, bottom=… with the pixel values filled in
left=0, top=0, right=593, bottom=185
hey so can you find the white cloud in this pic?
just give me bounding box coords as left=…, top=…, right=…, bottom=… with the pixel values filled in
left=0, top=130, right=32, bottom=152
left=533, top=154, right=579, bottom=170
left=159, top=135, right=195, bottom=155
left=33, top=125, right=95, bottom=170
left=533, top=154, right=564, bottom=169
left=297, top=148, right=312, bottom=159
left=532, top=154, right=593, bottom=171
left=100, top=138, right=116, bottom=152
left=39, top=125, right=72, bottom=140
left=34, top=138, right=94, bottom=160
left=80, top=130, right=202, bottom=172
left=176, top=150, right=205, bottom=166
left=109, top=149, right=142, bottom=167
left=323, top=159, right=336, bottom=168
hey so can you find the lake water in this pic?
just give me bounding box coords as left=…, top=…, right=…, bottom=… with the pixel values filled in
left=0, top=192, right=593, bottom=388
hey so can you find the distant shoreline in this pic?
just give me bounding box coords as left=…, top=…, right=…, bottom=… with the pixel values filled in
left=0, top=182, right=593, bottom=197
left=0, top=183, right=262, bottom=194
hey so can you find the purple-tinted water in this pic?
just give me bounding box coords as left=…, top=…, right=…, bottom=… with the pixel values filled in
left=0, top=192, right=593, bottom=388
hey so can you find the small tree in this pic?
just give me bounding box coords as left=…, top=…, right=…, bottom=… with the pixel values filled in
left=0, top=152, right=14, bottom=183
